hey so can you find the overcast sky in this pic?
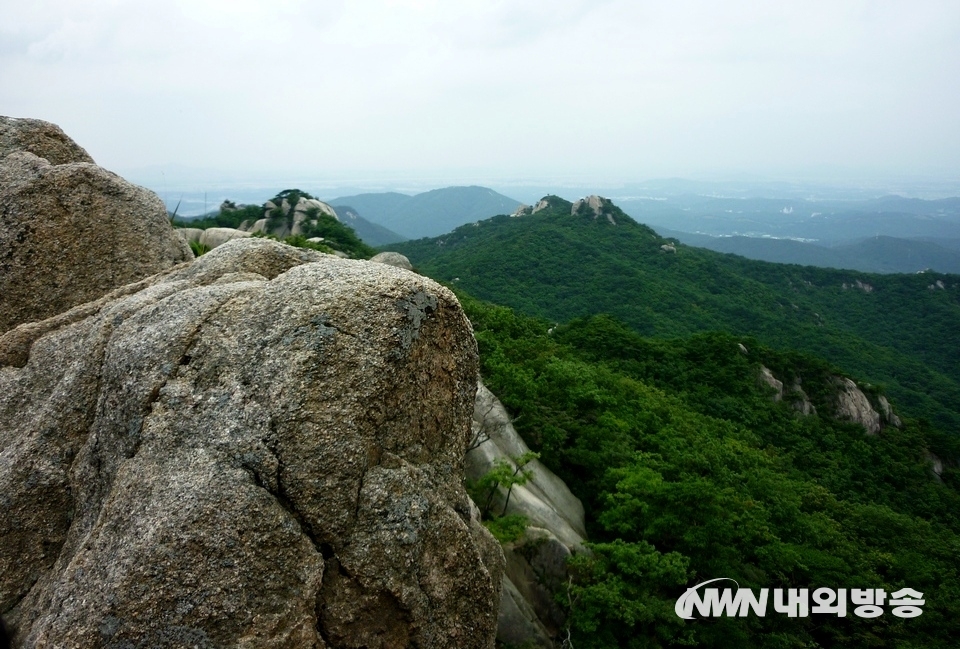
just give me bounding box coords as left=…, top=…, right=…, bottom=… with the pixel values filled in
left=2, top=0, right=959, bottom=191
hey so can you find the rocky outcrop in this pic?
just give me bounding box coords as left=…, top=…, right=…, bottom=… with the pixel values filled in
left=467, top=383, right=586, bottom=648
left=834, top=377, right=882, bottom=435
left=1, top=238, right=501, bottom=648
left=175, top=227, right=203, bottom=244
left=0, top=116, right=94, bottom=165
left=468, top=384, right=586, bottom=546
left=877, top=395, right=902, bottom=428
left=924, top=451, right=944, bottom=481
left=371, top=251, right=414, bottom=271
left=251, top=196, right=341, bottom=238
left=511, top=199, right=552, bottom=218
left=175, top=227, right=250, bottom=251
left=0, top=128, right=192, bottom=334
left=788, top=379, right=817, bottom=416
left=759, top=367, right=911, bottom=428
left=198, top=226, right=251, bottom=250
left=842, top=279, right=874, bottom=293
left=758, top=366, right=816, bottom=414
left=660, top=243, right=676, bottom=253
left=758, top=366, right=783, bottom=401
left=571, top=195, right=617, bottom=225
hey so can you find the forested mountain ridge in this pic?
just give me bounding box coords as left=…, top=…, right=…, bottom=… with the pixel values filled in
left=390, top=195, right=960, bottom=440
left=460, top=295, right=960, bottom=648
left=328, top=185, right=523, bottom=239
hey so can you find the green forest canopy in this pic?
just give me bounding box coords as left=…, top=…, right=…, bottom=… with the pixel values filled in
left=390, top=196, right=960, bottom=439
left=461, top=293, right=960, bottom=648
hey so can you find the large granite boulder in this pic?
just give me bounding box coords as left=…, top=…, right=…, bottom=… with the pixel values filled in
left=0, top=146, right=193, bottom=334
left=0, top=238, right=501, bottom=648
left=834, top=377, right=882, bottom=435
left=371, top=251, right=414, bottom=271
left=0, top=116, right=94, bottom=165
left=175, top=227, right=204, bottom=244
left=198, top=226, right=251, bottom=250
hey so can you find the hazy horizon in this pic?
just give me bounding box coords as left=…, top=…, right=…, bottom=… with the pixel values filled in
left=127, top=166, right=960, bottom=219
left=4, top=1, right=959, bottom=191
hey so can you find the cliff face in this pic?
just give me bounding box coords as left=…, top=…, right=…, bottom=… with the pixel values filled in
left=468, top=383, right=586, bottom=648
left=0, top=237, right=502, bottom=648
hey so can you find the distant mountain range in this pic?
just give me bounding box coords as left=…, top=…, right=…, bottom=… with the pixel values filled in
left=328, top=186, right=523, bottom=240
left=329, top=205, right=407, bottom=248
left=391, top=194, right=960, bottom=435
left=656, top=229, right=960, bottom=274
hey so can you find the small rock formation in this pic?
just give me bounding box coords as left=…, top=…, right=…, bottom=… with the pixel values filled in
left=197, top=226, right=251, bottom=250
left=371, top=251, right=414, bottom=271
left=927, top=280, right=946, bottom=290
left=0, top=116, right=94, bottom=165
left=842, top=279, right=874, bottom=293
left=467, top=383, right=586, bottom=648
left=924, top=451, right=944, bottom=481
left=175, top=227, right=203, bottom=245
left=737, top=343, right=749, bottom=355
left=571, top=195, right=603, bottom=218
left=834, top=377, right=882, bottom=435
left=758, top=367, right=902, bottom=434
left=512, top=199, right=552, bottom=217
left=249, top=196, right=341, bottom=238
left=758, top=366, right=784, bottom=401
left=759, top=367, right=816, bottom=414
left=788, top=379, right=817, bottom=416
left=1, top=238, right=502, bottom=648
left=571, top=195, right=617, bottom=225
left=531, top=199, right=551, bottom=214
left=0, top=117, right=192, bottom=334
left=660, top=243, right=676, bottom=253
left=877, top=395, right=902, bottom=428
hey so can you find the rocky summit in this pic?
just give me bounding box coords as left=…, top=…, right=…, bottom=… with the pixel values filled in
left=0, top=116, right=192, bottom=334
left=0, top=237, right=502, bottom=648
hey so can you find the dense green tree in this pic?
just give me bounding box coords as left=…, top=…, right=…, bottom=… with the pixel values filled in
left=458, top=293, right=960, bottom=648
left=391, top=198, right=960, bottom=444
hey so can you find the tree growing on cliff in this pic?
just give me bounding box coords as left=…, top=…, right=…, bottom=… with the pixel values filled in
left=470, top=451, right=540, bottom=518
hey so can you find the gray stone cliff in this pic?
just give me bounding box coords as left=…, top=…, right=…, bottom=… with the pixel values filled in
left=467, top=383, right=586, bottom=648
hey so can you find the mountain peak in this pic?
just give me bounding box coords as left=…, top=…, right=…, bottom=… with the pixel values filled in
left=571, top=195, right=620, bottom=224
left=512, top=195, right=630, bottom=226
left=511, top=195, right=571, bottom=217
